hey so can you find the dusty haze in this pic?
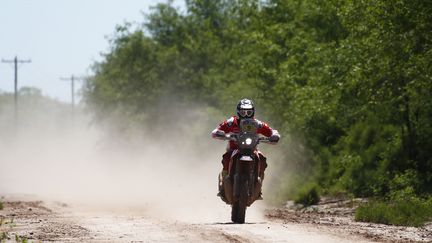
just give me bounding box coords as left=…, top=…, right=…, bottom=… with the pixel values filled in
left=0, top=100, right=270, bottom=223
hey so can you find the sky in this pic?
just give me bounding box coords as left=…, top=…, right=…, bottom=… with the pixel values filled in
left=0, top=0, right=183, bottom=103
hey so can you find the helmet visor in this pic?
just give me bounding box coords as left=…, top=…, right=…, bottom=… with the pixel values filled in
left=239, top=109, right=254, bottom=118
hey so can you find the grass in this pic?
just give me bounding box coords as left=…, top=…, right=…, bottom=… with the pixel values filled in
left=15, top=234, right=28, bottom=243
left=1, top=232, right=8, bottom=242
left=355, top=198, right=432, bottom=227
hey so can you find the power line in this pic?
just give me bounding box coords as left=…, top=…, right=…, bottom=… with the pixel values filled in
left=1, top=56, right=31, bottom=133
left=60, top=75, right=84, bottom=108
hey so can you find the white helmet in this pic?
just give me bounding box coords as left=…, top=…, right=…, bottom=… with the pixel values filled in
left=236, top=98, right=255, bottom=118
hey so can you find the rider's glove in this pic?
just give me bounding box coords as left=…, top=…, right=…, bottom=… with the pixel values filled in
left=228, top=133, right=238, bottom=141
left=269, top=134, right=280, bottom=143
left=214, top=130, right=226, bottom=138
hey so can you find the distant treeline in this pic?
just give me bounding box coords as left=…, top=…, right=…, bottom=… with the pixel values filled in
left=83, top=0, right=432, bottom=203
left=0, top=87, right=74, bottom=140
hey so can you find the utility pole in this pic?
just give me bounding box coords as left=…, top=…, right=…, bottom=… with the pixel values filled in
left=2, top=56, right=31, bottom=132
left=60, top=75, right=83, bottom=115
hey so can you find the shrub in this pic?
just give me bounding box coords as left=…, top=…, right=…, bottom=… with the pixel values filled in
left=0, top=201, right=3, bottom=210
left=355, top=198, right=432, bottom=227
left=294, top=183, right=320, bottom=206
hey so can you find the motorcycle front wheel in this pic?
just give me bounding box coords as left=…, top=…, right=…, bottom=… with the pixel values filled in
left=231, top=184, right=247, bottom=223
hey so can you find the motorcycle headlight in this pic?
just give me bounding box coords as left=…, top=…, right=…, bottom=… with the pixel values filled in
left=245, top=138, right=252, bottom=145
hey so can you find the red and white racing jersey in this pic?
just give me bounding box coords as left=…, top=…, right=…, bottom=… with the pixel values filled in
left=211, top=116, right=279, bottom=150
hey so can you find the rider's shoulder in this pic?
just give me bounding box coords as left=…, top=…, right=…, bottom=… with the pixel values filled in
left=226, top=116, right=237, bottom=127
left=254, top=118, right=265, bottom=128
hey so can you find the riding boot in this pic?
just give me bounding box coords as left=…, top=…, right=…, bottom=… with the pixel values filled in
left=217, top=170, right=228, bottom=197
left=257, top=172, right=265, bottom=200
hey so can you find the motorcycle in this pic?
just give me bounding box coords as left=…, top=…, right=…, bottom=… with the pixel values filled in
left=220, top=118, right=271, bottom=223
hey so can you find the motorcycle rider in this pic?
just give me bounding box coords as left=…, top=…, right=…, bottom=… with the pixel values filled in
left=211, top=98, right=280, bottom=200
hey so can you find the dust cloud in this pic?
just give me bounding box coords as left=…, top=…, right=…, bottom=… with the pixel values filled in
left=0, top=99, right=268, bottom=223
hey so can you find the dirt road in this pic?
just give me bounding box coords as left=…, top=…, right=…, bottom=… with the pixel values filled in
left=1, top=128, right=428, bottom=242
left=0, top=195, right=374, bottom=243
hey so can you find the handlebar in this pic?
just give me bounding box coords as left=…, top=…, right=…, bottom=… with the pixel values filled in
left=224, top=134, right=238, bottom=141
left=258, top=137, right=271, bottom=144
left=224, top=133, right=272, bottom=143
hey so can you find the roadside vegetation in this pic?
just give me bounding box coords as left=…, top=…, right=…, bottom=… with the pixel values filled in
left=293, top=182, right=320, bottom=206
left=356, top=198, right=432, bottom=227
left=82, top=0, right=432, bottom=226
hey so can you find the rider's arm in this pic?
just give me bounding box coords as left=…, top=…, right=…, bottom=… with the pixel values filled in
left=211, top=117, right=235, bottom=140
left=257, top=121, right=280, bottom=143
left=212, top=128, right=226, bottom=140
